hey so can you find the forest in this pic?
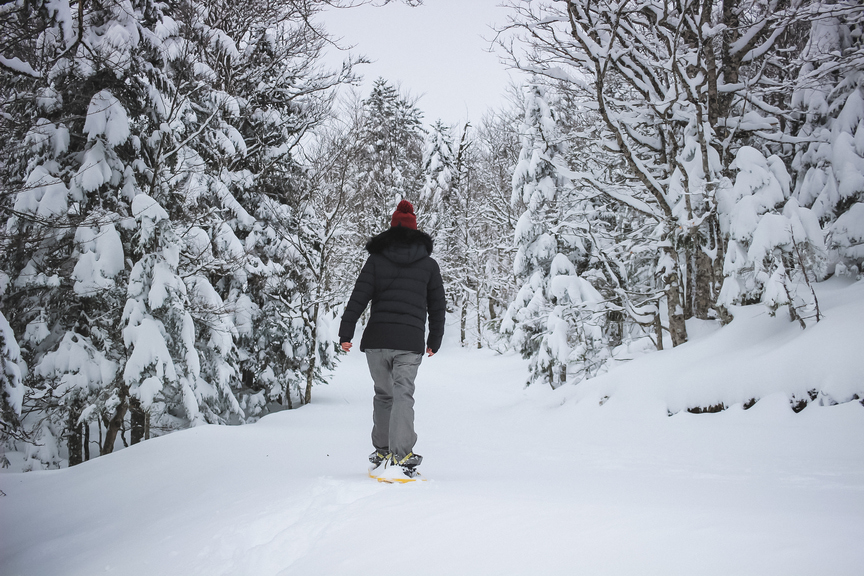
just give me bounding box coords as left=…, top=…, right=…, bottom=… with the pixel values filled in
left=1, top=0, right=862, bottom=470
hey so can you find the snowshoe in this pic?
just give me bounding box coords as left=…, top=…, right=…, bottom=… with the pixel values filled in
left=368, top=452, right=426, bottom=483
left=372, top=464, right=426, bottom=484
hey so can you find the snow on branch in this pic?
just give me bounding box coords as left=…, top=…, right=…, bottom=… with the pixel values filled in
left=0, top=55, right=40, bottom=78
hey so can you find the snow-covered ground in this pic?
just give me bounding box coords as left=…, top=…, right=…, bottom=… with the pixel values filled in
left=2, top=280, right=864, bottom=576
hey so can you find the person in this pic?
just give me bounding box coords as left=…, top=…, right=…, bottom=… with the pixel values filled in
left=339, top=200, right=446, bottom=478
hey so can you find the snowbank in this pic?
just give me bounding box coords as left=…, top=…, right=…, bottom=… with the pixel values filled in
left=568, top=277, right=864, bottom=414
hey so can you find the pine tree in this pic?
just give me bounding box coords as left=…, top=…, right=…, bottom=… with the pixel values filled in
left=0, top=0, right=176, bottom=465
left=120, top=193, right=205, bottom=447
left=791, top=3, right=864, bottom=276
left=501, top=84, right=595, bottom=387
left=421, top=120, right=481, bottom=341
left=0, top=309, right=24, bottom=447
left=719, top=147, right=825, bottom=327
left=352, top=79, right=425, bottom=239
left=0, top=0, right=357, bottom=466
left=419, top=119, right=455, bottom=237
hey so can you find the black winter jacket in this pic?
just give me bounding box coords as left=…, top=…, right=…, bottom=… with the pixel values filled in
left=339, top=227, right=446, bottom=354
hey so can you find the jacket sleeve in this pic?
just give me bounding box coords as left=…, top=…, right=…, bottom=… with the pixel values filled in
left=426, top=259, right=446, bottom=353
left=339, top=256, right=375, bottom=343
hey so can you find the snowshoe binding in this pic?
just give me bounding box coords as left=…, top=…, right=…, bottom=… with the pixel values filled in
left=368, top=449, right=390, bottom=478
left=368, top=449, right=389, bottom=467
left=369, top=452, right=426, bottom=483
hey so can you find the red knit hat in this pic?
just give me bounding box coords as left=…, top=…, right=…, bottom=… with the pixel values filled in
left=391, top=200, right=417, bottom=230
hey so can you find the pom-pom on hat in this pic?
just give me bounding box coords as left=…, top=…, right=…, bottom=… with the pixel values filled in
left=391, top=200, right=417, bottom=230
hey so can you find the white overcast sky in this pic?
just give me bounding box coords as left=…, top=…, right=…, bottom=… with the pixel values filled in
left=319, top=0, right=518, bottom=126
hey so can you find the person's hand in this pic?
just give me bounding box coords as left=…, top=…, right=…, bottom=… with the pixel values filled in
left=426, top=347, right=435, bottom=357
left=341, top=342, right=352, bottom=352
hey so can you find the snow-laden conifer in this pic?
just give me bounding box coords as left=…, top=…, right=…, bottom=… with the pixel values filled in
left=502, top=84, right=600, bottom=387
left=719, top=147, right=826, bottom=327
left=1, top=0, right=356, bottom=466
left=419, top=120, right=455, bottom=236
left=0, top=0, right=168, bottom=465
left=123, top=194, right=204, bottom=432
left=352, top=79, right=425, bottom=238
left=0, top=309, right=24, bottom=443
left=791, top=5, right=864, bottom=276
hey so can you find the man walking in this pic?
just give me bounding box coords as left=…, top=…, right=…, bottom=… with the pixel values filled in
left=339, top=200, right=446, bottom=479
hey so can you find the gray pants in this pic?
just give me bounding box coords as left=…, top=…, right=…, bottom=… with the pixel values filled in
left=365, top=348, right=423, bottom=459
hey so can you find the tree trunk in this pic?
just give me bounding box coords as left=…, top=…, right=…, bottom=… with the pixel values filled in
left=83, top=421, right=90, bottom=462
left=654, top=310, right=664, bottom=351
left=684, top=253, right=694, bottom=319
left=84, top=422, right=90, bottom=462
left=284, top=380, right=293, bottom=410
left=304, top=354, right=315, bottom=405
left=303, top=341, right=315, bottom=406
left=552, top=362, right=566, bottom=390
left=460, top=293, right=467, bottom=346
left=663, top=246, right=688, bottom=347
left=607, top=308, right=624, bottom=348
left=712, top=217, right=726, bottom=299
left=304, top=304, right=319, bottom=405
left=476, top=290, right=482, bottom=349
left=666, top=277, right=688, bottom=347
left=703, top=0, right=720, bottom=128
left=67, top=411, right=83, bottom=467
left=130, top=397, right=145, bottom=445
left=693, top=248, right=714, bottom=319
left=717, top=0, right=743, bottom=150
left=102, top=397, right=128, bottom=455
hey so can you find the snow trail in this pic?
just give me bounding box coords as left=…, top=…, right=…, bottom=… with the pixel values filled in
left=2, top=315, right=864, bottom=575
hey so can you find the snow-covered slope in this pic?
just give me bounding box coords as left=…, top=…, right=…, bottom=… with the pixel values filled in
left=1, top=280, right=863, bottom=576
left=570, top=276, right=864, bottom=414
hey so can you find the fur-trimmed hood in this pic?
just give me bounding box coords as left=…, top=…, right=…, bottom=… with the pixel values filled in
left=366, top=227, right=434, bottom=264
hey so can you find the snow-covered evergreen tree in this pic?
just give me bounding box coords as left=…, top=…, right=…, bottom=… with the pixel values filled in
left=351, top=79, right=425, bottom=239
left=419, top=120, right=455, bottom=237
left=0, top=308, right=24, bottom=445
left=418, top=120, right=457, bottom=316
left=501, top=84, right=596, bottom=387
left=122, top=194, right=207, bottom=439
left=0, top=0, right=356, bottom=466
left=421, top=120, right=482, bottom=342
left=1, top=0, right=174, bottom=464
left=791, top=4, right=864, bottom=276
left=719, top=147, right=826, bottom=327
